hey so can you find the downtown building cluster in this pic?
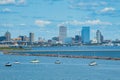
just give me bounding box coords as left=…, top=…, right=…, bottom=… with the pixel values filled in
left=0, top=26, right=119, bottom=46
left=59, top=26, right=104, bottom=45
left=0, top=32, right=34, bottom=46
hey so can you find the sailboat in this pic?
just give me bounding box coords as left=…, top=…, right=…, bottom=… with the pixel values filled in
left=89, top=52, right=97, bottom=66
left=5, top=62, right=12, bottom=67
left=89, top=61, right=97, bottom=66
left=55, top=60, right=61, bottom=64
left=30, top=59, right=40, bottom=63
left=55, top=52, right=62, bottom=64
left=13, top=60, right=20, bottom=64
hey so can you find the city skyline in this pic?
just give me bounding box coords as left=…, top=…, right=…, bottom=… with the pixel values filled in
left=0, top=27, right=106, bottom=42
left=0, top=25, right=119, bottom=42
left=0, top=0, right=120, bottom=40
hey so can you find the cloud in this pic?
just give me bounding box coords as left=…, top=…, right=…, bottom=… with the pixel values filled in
left=58, top=19, right=112, bottom=26
left=0, top=0, right=25, bottom=5
left=35, top=20, right=51, bottom=27
left=0, top=0, right=15, bottom=5
left=92, top=7, right=118, bottom=17
left=18, top=0, right=25, bottom=4
left=0, top=23, right=27, bottom=27
left=0, top=8, right=18, bottom=14
left=0, top=23, right=14, bottom=27
left=2, top=8, right=11, bottom=12
left=69, top=2, right=99, bottom=10
left=19, top=23, right=26, bottom=26
left=68, top=0, right=109, bottom=11
left=100, top=7, right=115, bottom=13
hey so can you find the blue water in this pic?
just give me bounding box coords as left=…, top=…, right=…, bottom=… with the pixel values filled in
left=30, top=46, right=120, bottom=58
left=0, top=52, right=120, bottom=80
left=32, top=46, right=120, bottom=51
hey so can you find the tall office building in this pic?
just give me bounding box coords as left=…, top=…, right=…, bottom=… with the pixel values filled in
left=59, top=26, right=67, bottom=43
left=5, top=31, right=11, bottom=41
left=96, top=30, right=103, bottom=43
left=29, top=32, right=34, bottom=43
left=81, top=26, right=90, bottom=44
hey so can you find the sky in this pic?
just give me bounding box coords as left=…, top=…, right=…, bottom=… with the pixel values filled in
left=0, top=0, right=120, bottom=40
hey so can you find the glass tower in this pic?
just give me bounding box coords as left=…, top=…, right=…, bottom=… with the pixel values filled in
left=81, top=26, right=90, bottom=44
left=29, top=32, right=34, bottom=44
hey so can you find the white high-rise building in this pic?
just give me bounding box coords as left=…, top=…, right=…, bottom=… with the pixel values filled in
left=5, top=31, right=11, bottom=41
left=96, top=30, right=103, bottom=43
left=59, top=26, right=67, bottom=43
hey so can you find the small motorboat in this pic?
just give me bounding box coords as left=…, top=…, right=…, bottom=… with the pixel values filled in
left=13, top=61, right=20, bottom=64
left=5, top=62, right=12, bottom=67
left=89, top=61, right=97, bottom=66
left=55, top=60, right=61, bottom=64
left=30, top=59, right=40, bottom=63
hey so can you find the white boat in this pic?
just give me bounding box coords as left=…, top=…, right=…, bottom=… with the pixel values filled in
left=5, top=62, right=12, bottom=67
left=55, top=60, right=61, bottom=64
left=13, top=61, right=20, bottom=64
left=30, top=59, right=40, bottom=63
left=89, top=61, right=97, bottom=66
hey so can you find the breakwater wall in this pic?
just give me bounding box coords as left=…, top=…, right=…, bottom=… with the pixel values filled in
left=2, top=50, right=120, bottom=60
left=3, top=49, right=120, bottom=53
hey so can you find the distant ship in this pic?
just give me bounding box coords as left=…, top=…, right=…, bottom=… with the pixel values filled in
left=5, top=62, right=12, bottom=66
left=30, top=59, right=40, bottom=63
left=89, top=61, right=97, bottom=66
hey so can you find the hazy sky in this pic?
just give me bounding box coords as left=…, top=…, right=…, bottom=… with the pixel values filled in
left=0, top=0, right=120, bottom=40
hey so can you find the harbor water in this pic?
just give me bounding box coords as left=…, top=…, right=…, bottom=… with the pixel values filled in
left=0, top=48, right=120, bottom=80
left=31, top=46, right=120, bottom=58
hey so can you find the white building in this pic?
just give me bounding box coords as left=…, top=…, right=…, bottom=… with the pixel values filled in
left=59, top=26, right=67, bottom=43
left=5, top=31, right=11, bottom=41
left=96, top=30, right=103, bottom=43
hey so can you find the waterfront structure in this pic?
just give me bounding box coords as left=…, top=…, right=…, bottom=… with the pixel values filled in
left=29, top=32, right=34, bottom=44
left=59, top=26, right=67, bottom=43
left=81, top=26, right=90, bottom=44
left=5, top=31, right=11, bottom=41
left=96, top=30, right=103, bottom=43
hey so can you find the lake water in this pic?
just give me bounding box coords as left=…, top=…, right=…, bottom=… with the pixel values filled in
left=0, top=51, right=120, bottom=80
left=31, top=46, right=120, bottom=58
left=31, top=46, right=120, bottom=51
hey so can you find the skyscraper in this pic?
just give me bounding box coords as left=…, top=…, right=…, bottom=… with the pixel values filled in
left=81, top=26, right=90, bottom=44
left=29, top=32, right=34, bottom=44
left=96, top=30, right=103, bottom=43
left=59, top=26, right=67, bottom=43
left=5, top=31, right=11, bottom=41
